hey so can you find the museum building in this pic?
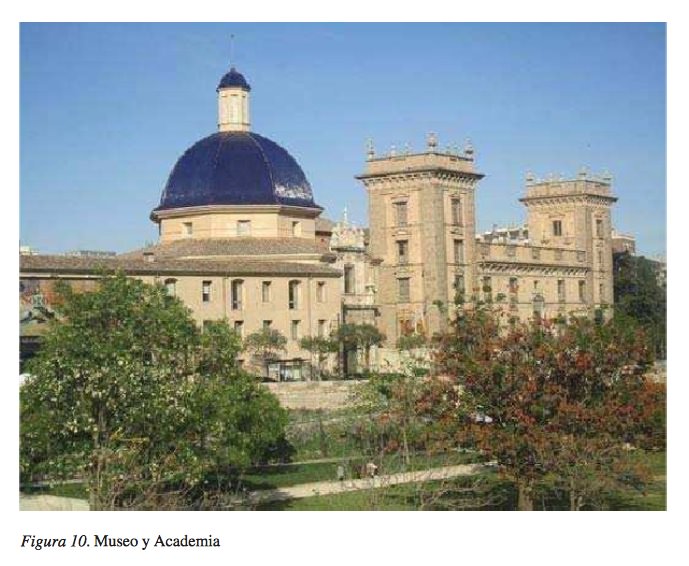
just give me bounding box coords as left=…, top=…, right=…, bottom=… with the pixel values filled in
left=20, top=63, right=617, bottom=376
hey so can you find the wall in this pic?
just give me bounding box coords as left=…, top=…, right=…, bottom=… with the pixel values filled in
left=159, top=210, right=316, bottom=242
left=263, top=380, right=365, bottom=410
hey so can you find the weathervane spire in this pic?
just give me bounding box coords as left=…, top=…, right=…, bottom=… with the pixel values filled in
left=230, top=34, right=235, bottom=67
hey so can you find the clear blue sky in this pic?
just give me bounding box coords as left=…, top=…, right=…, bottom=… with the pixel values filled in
left=20, top=22, right=666, bottom=256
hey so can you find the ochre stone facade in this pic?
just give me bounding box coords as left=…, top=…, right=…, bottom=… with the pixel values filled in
left=357, top=136, right=482, bottom=346
left=19, top=64, right=619, bottom=377
left=356, top=141, right=617, bottom=354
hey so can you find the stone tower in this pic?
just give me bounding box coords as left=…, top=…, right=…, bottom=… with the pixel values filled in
left=356, top=136, right=483, bottom=345
left=519, top=171, right=617, bottom=317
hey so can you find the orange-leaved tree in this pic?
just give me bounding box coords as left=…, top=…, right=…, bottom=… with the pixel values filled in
left=434, top=307, right=664, bottom=510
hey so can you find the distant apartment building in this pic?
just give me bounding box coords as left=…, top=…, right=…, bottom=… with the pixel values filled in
left=611, top=230, right=636, bottom=255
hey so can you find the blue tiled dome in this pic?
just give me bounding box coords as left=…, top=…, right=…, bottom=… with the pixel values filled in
left=154, top=132, right=320, bottom=211
left=217, top=67, right=251, bottom=91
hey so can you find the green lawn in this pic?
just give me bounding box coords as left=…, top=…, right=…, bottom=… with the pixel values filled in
left=240, top=450, right=481, bottom=491
left=258, top=451, right=667, bottom=511
left=22, top=449, right=665, bottom=512
left=21, top=481, right=88, bottom=500
left=256, top=471, right=514, bottom=510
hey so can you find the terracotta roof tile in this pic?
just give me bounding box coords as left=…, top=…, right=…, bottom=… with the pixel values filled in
left=20, top=254, right=342, bottom=278
left=119, top=237, right=330, bottom=260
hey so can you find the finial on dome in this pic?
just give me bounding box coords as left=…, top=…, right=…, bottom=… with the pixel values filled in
left=525, top=170, right=535, bottom=184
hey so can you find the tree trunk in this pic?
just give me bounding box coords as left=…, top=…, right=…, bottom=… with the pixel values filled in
left=90, top=407, right=105, bottom=511
left=402, top=427, right=411, bottom=467
left=517, top=482, right=534, bottom=511
left=569, top=478, right=583, bottom=511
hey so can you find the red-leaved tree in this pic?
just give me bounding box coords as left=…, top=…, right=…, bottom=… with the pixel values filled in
left=434, top=307, right=665, bottom=510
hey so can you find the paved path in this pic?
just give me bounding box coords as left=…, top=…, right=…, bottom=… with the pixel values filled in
left=243, top=462, right=490, bottom=506
left=19, top=462, right=492, bottom=510
left=19, top=494, right=89, bottom=511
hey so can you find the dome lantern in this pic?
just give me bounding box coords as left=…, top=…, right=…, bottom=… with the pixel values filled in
left=217, top=67, right=251, bottom=132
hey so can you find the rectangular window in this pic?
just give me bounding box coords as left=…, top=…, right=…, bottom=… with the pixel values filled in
left=398, top=278, right=410, bottom=302
left=509, top=277, right=518, bottom=308
left=237, top=220, right=251, bottom=236
left=263, top=320, right=272, bottom=330
left=553, top=220, right=562, bottom=237
left=344, top=265, right=355, bottom=294
left=532, top=248, right=541, bottom=260
left=289, top=280, right=301, bottom=310
left=509, top=277, right=518, bottom=294
left=579, top=281, right=586, bottom=302
left=262, top=281, right=272, bottom=303
left=482, top=276, right=492, bottom=302
left=598, top=250, right=603, bottom=266
left=394, top=201, right=408, bottom=227
left=316, top=281, right=326, bottom=303
left=454, top=274, right=465, bottom=302
left=164, top=278, right=177, bottom=296
left=454, top=239, right=464, bottom=264
left=596, top=219, right=603, bottom=238
left=231, top=280, right=243, bottom=310
left=291, top=320, right=300, bottom=340
left=234, top=320, right=244, bottom=337
left=202, top=280, right=212, bottom=303
left=451, top=197, right=462, bottom=225
left=397, top=240, right=409, bottom=264
left=558, top=279, right=565, bottom=302
left=399, top=318, right=413, bottom=337
left=291, top=221, right=301, bottom=237
left=318, top=319, right=326, bottom=337
left=183, top=222, right=192, bottom=236
left=599, top=283, right=604, bottom=302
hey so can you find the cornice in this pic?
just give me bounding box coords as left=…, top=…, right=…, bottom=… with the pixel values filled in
left=150, top=204, right=322, bottom=222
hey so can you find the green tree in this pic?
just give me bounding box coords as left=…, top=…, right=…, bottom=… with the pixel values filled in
left=434, top=308, right=663, bottom=510
left=396, top=333, right=428, bottom=366
left=337, top=323, right=386, bottom=374
left=243, top=327, right=288, bottom=378
left=613, top=251, right=666, bottom=358
left=396, top=333, right=427, bottom=352
left=20, top=274, right=288, bottom=510
left=299, top=335, right=338, bottom=380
